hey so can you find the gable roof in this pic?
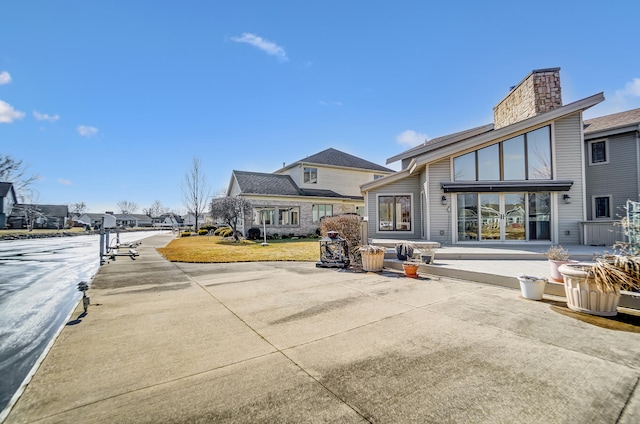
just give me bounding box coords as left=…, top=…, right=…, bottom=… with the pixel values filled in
left=0, top=182, right=16, bottom=198
left=231, top=170, right=362, bottom=200
left=14, top=204, right=68, bottom=216
left=583, top=107, right=640, bottom=138
left=275, top=148, right=394, bottom=173
left=363, top=92, right=604, bottom=192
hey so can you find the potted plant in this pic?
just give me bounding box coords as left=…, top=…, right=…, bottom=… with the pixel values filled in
left=558, top=255, right=640, bottom=316
left=544, top=245, right=574, bottom=282
left=420, top=247, right=436, bottom=264
left=517, top=275, right=547, bottom=300
left=402, top=260, right=420, bottom=278
left=359, top=245, right=386, bottom=272
left=395, top=242, right=415, bottom=261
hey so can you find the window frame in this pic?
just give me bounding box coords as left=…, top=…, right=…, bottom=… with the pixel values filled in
left=376, top=193, right=413, bottom=233
left=253, top=207, right=275, bottom=225
left=278, top=207, right=300, bottom=226
left=592, top=195, right=613, bottom=219
left=588, top=139, right=609, bottom=166
left=303, top=167, right=318, bottom=184
left=312, top=204, right=333, bottom=223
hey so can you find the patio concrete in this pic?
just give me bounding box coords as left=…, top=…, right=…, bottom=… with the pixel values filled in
left=3, top=234, right=640, bottom=423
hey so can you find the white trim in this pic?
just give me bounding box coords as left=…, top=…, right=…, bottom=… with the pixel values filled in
left=587, top=138, right=609, bottom=166
left=374, top=192, right=415, bottom=234
left=592, top=194, right=613, bottom=219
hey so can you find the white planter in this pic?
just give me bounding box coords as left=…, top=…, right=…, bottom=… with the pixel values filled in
left=549, top=259, right=578, bottom=282
left=361, top=251, right=385, bottom=272
left=517, top=276, right=547, bottom=300
left=558, top=263, right=621, bottom=316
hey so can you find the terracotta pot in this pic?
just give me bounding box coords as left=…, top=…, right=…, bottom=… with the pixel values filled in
left=558, top=263, right=621, bottom=316
left=361, top=251, right=385, bottom=272
left=402, top=263, right=419, bottom=278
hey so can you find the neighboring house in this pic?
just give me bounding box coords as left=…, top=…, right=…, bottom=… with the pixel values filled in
left=9, top=204, right=69, bottom=229
left=0, top=182, right=17, bottom=228
left=114, top=213, right=153, bottom=228
left=78, top=212, right=116, bottom=229
left=155, top=213, right=183, bottom=228
left=581, top=108, right=640, bottom=245
left=183, top=212, right=205, bottom=229
left=227, top=148, right=395, bottom=237
left=361, top=68, right=604, bottom=246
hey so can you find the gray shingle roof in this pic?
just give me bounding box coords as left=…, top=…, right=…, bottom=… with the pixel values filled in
left=232, top=170, right=362, bottom=200
left=280, top=148, right=394, bottom=173
left=233, top=171, right=300, bottom=196
left=584, top=108, right=640, bottom=135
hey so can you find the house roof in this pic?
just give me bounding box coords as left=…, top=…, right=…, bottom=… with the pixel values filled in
left=232, top=170, right=362, bottom=200
left=14, top=204, right=68, bottom=216
left=0, top=182, right=15, bottom=198
left=275, top=148, right=394, bottom=173
left=583, top=107, right=640, bottom=137
left=233, top=171, right=301, bottom=196
left=363, top=92, right=604, bottom=192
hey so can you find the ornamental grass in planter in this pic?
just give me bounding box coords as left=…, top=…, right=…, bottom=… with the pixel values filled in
left=559, top=255, right=640, bottom=316
left=359, top=245, right=386, bottom=272
left=544, top=244, right=574, bottom=282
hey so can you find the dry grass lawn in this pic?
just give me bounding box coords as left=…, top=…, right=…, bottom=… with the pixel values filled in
left=157, top=235, right=319, bottom=263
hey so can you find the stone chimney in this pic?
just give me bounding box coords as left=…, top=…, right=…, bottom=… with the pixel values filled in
left=493, top=68, right=562, bottom=129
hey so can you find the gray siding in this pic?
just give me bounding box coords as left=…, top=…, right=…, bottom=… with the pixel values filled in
left=428, top=159, right=451, bottom=244
left=366, top=174, right=422, bottom=239
left=554, top=113, right=584, bottom=244
left=585, top=131, right=639, bottom=220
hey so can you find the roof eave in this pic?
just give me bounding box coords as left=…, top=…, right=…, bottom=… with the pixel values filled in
left=584, top=123, right=640, bottom=139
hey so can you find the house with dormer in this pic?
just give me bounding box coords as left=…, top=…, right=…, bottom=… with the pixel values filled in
left=361, top=68, right=604, bottom=245
left=227, top=148, right=394, bottom=237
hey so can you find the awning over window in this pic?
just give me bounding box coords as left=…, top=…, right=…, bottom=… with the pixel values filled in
left=440, top=180, right=573, bottom=193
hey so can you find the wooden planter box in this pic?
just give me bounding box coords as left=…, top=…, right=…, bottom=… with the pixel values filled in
left=362, top=251, right=385, bottom=272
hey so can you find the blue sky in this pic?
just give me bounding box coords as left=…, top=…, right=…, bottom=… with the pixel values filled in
left=1, top=1, right=639, bottom=214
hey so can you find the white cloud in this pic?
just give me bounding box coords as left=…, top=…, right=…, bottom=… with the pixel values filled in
left=77, top=125, right=98, bottom=137
left=33, top=111, right=60, bottom=122
left=0, top=99, right=25, bottom=123
left=589, top=77, right=640, bottom=117
left=57, top=178, right=73, bottom=186
left=230, top=33, right=288, bottom=62
left=319, top=100, right=343, bottom=106
left=0, top=71, right=11, bottom=85
left=395, top=130, right=428, bottom=147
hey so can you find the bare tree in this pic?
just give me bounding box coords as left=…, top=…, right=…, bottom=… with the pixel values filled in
left=210, top=196, right=252, bottom=240
left=70, top=202, right=87, bottom=215
left=143, top=200, right=166, bottom=217
left=182, top=157, right=210, bottom=231
left=0, top=154, right=39, bottom=200
left=117, top=200, right=138, bottom=214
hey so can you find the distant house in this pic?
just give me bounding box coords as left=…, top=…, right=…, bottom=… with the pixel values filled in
left=155, top=213, right=183, bottom=228
left=0, top=182, right=17, bottom=228
left=183, top=212, right=205, bottom=229
left=581, top=108, right=640, bottom=245
left=227, top=148, right=395, bottom=237
left=361, top=68, right=604, bottom=245
left=9, top=204, right=69, bottom=229
left=78, top=213, right=116, bottom=229
left=114, top=213, right=153, bottom=228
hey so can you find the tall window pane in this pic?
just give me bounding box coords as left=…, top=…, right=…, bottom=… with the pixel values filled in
left=457, top=194, right=478, bottom=241
left=503, top=135, right=525, bottom=180
left=529, top=193, right=550, bottom=240
left=477, top=144, right=500, bottom=181
left=527, top=127, right=552, bottom=179
left=378, top=195, right=411, bottom=231
left=453, top=152, right=476, bottom=181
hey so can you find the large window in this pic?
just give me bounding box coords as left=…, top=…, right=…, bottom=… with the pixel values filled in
left=378, top=195, right=411, bottom=231
left=253, top=208, right=274, bottom=225
left=304, top=167, right=318, bottom=184
left=278, top=207, right=299, bottom=225
left=312, top=204, right=332, bottom=222
left=453, top=125, right=551, bottom=181
left=589, top=140, right=608, bottom=165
